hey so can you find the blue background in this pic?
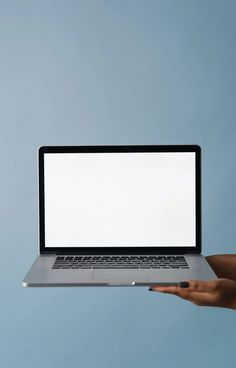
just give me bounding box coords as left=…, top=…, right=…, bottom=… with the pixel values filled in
left=1, top=0, right=236, bottom=367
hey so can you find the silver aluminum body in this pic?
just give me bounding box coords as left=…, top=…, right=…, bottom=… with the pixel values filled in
left=22, top=254, right=217, bottom=287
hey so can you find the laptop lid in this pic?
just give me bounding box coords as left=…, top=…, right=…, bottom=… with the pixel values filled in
left=39, top=145, right=201, bottom=255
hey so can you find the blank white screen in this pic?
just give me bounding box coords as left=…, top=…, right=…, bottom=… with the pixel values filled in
left=44, top=152, right=196, bottom=247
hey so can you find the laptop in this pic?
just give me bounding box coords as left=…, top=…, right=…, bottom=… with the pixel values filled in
left=22, top=145, right=217, bottom=287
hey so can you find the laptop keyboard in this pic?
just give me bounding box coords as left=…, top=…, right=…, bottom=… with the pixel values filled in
left=52, top=256, right=190, bottom=270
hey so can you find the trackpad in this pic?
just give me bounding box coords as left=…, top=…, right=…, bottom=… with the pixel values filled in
left=92, top=270, right=148, bottom=282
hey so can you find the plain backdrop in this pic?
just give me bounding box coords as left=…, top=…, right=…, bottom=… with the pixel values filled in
left=0, top=1, right=236, bottom=367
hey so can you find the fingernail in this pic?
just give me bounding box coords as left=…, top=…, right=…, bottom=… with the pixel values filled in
left=179, top=281, right=189, bottom=288
left=148, top=287, right=153, bottom=291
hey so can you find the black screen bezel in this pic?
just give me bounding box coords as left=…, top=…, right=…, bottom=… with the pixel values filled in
left=39, top=145, right=201, bottom=255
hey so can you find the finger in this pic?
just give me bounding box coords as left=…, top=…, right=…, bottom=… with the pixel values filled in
left=150, top=286, right=196, bottom=300
left=186, top=280, right=221, bottom=293
left=151, top=285, right=180, bottom=293
left=153, top=285, right=221, bottom=306
left=177, top=291, right=218, bottom=306
left=151, top=280, right=220, bottom=293
left=150, top=286, right=191, bottom=297
left=152, top=287, right=218, bottom=306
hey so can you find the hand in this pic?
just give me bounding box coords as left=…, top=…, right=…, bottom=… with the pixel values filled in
left=149, top=279, right=236, bottom=310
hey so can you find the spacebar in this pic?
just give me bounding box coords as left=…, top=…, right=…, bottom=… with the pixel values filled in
left=92, top=266, right=139, bottom=269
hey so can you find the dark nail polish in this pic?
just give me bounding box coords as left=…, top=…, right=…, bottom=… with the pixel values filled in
left=179, top=281, right=189, bottom=288
left=148, top=287, right=153, bottom=291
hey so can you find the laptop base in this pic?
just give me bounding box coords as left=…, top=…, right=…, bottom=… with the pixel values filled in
left=22, top=254, right=217, bottom=287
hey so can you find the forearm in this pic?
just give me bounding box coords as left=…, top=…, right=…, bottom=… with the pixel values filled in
left=206, top=254, right=236, bottom=282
